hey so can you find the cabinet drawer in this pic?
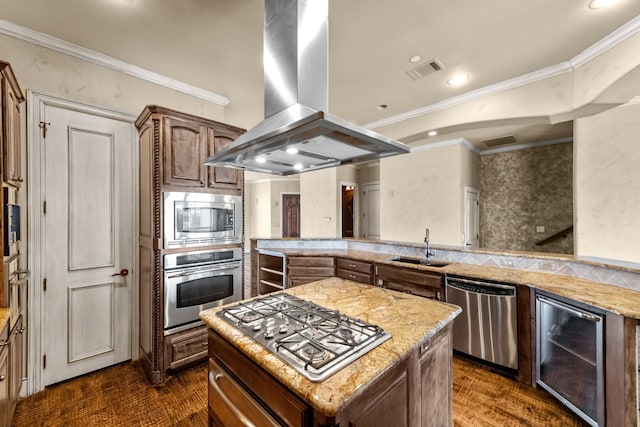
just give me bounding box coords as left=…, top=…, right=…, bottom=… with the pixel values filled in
left=209, top=330, right=310, bottom=427
left=165, top=327, right=208, bottom=370
left=287, top=257, right=335, bottom=267
left=376, top=264, right=443, bottom=289
left=288, top=266, right=335, bottom=277
left=288, top=277, right=328, bottom=288
left=336, top=258, right=373, bottom=274
left=209, top=359, right=280, bottom=427
left=384, top=281, right=441, bottom=300
left=336, top=269, right=373, bottom=285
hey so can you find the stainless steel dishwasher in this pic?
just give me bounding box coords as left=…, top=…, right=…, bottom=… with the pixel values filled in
left=445, top=276, right=518, bottom=371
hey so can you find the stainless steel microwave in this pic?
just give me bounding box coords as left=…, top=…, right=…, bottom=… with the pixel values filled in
left=163, top=191, right=243, bottom=248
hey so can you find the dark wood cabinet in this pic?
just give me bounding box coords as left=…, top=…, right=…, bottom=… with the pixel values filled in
left=162, top=116, right=207, bottom=187
left=375, top=264, right=443, bottom=300
left=287, top=256, right=335, bottom=288
left=164, top=325, right=208, bottom=371
left=0, top=61, right=24, bottom=188
left=136, top=105, right=245, bottom=194
left=208, top=324, right=453, bottom=426
left=207, top=127, right=243, bottom=190
left=135, top=105, right=245, bottom=385
left=0, top=321, right=8, bottom=427
left=335, top=258, right=374, bottom=285
left=257, top=251, right=286, bottom=295
left=8, top=316, right=22, bottom=420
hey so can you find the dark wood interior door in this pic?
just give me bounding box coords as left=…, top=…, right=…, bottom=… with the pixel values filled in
left=282, top=194, right=300, bottom=238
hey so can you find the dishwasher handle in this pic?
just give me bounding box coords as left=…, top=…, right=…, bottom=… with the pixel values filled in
left=446, top=279, right=516, bottom=296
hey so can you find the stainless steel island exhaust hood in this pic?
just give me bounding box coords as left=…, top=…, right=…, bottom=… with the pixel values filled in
left=204, top=0, right=410, bottom=175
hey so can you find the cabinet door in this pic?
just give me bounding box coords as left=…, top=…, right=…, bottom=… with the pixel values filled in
left=0, top=324, right=8, bottom=427
left=164, top=326, right=208, bottom=370
left=207, top=127, right=243, bottom=191
left=162, top=116, right=206, bottom=187
left=3, top=78, right=22, bottom=187
left=8, top=316, right=22, bottom=419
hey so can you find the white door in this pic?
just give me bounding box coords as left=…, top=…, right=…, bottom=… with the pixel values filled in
left=362, top=183, right=380, bottom=240
left=42, top=104, right=134, bottom=386
left=464, top=186, right=480, bottom=249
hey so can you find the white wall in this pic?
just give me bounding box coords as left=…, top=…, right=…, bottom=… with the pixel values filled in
left=250, top=181, right=272, bottom=238
left=574, top=100, right=640, bottom=264
left=270, top=180, right=301, bottom=237
left=300, top=168, right=339, bottom=237
left=0, top=34, right=225, bottom=120
left=380, top=142, right=472, bottom=245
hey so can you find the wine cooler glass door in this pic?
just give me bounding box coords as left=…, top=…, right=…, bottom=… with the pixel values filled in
left=536, top=294, right=604, bottom=427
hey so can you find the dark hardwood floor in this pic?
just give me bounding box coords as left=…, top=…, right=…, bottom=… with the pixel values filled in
left=13, top=356, right=587, bottom=426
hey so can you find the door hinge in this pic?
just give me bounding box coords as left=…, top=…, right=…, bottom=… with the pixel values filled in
left=39, top=121, right=51, bottom=139
left=43, top=278, right=47, bottom=292
left=43, top=354, right=47, bottom=369
left=43, top=201, right=47, bottom=214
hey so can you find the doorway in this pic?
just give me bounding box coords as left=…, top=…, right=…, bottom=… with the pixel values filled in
left=27, top=91, right=137, bottom=393
left=464, top=186, right=479, bottom=248
left=341, top=185, right=356, bottom=237
left=361, top=182, right=380, bottom=240
left=282, top=193, right=300, bottom=238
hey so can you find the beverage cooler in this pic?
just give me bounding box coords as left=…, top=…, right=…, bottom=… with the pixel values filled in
left=535, top=292, right=605, bottom=427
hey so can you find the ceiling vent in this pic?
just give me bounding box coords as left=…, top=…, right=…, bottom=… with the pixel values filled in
left=482, top=134, right=518, bottom=147
left=406, top=58, right=445, bottom=80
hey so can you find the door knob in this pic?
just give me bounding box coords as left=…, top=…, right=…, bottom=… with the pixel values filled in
left=111, top=269, right=129, bottom=277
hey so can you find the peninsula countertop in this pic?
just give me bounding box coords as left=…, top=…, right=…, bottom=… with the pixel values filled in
left=200, top=277, right=461, bottom=415
left=256, top=247, right=640, bottom=319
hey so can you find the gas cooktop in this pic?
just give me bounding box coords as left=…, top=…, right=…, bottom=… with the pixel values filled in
left=217, top=293, right=391, bottom=382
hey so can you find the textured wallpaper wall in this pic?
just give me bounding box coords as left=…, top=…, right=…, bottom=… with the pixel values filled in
left=479, top=142, right=573, bottom=254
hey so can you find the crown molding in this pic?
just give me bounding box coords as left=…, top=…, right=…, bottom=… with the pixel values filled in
left=479, top=136, right=573, bottom=156
left=366, top=16, right=640, bottom=131
left=0, top=19, right=230, bottom=106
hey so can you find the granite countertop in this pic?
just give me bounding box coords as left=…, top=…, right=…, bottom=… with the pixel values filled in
left=200, top=278, right=461, bottom=415
left=0, top=309, right=10, bottom=333
left=257, top=247, right=640, bottom=319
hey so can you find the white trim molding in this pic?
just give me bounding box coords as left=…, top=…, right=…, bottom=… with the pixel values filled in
left=0, top=19, right=230, bottom=106
left=365, top=15, right=640, bottom=131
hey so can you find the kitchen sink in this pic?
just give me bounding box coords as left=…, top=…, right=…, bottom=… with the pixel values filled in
left=389, top=257, right=450, bottom=267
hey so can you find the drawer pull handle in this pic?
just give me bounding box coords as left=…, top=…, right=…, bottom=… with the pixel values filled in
left=201, top=342, right=207, bottom=347
left=349, top=264, right=357, bottom=268
left=0, top=375, right=5, bottom=381
left=209, top=371, right=255, bottom=426
left=349, top=274, right=357, bottom=279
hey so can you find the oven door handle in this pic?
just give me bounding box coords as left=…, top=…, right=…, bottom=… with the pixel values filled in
left=166, top=262, right=241, bottom=278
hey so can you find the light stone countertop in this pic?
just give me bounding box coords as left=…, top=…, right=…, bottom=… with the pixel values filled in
left=200, top=278, right=461, bottom=415
left=0, top=309, right=10, bottom=334
left=258, top=247, right=640, bottom=319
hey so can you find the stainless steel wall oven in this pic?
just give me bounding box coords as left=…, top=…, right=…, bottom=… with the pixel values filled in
left=164, top=248, right=242, bottom=334
left=163, top=191, right=243, bottom=248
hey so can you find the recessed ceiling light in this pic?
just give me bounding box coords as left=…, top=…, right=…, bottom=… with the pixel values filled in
left=377, top=104, right=388, bottom=110
left=255, top=156, right=267, bottom=163
left=447, top=73, right=469, bottom=87
left=409, top=55, right=421, bottom=63
left=293, top=163, right=304, bottom=170
left=428, top=130, right=438, bottom=137
left=286, top=147, right=299, bottom=155
left=589, top=0, right=618, bottom=9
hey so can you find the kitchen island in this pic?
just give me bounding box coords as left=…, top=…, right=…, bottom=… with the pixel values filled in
left=200, top=278, right=461, bottom=426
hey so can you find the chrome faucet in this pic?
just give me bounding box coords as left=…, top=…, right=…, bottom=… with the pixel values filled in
left=424, top=228, right=435, bottom=260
